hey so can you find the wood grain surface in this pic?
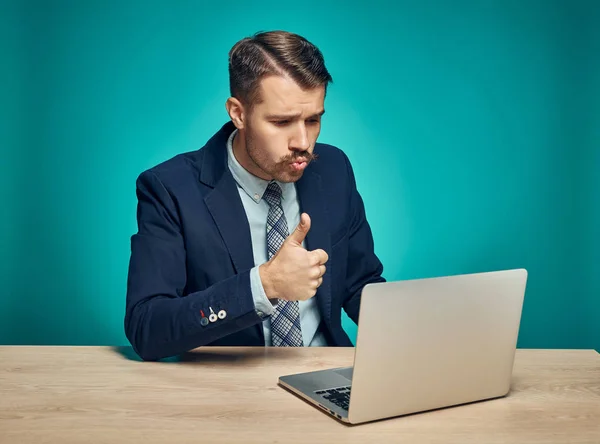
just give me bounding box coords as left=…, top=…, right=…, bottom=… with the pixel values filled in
left=0, top=346, right=599, bottom=443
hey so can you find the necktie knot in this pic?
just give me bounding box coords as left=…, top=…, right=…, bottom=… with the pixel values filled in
left=263, top=182, right=283, bottom=208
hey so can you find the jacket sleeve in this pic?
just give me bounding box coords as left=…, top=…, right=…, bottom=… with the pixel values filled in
left=341, top=152, right=386, bottom=323
left=124, top=170, right=261, bottom=361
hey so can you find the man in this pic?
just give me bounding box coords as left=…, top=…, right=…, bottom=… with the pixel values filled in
left=125, top=30, right=385, bottom=361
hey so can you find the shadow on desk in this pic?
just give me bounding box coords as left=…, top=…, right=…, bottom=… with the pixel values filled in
left=112, top=345, right=275, bottom=365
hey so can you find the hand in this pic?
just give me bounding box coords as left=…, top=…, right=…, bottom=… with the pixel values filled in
left=259, top=213, right=328, bottom=302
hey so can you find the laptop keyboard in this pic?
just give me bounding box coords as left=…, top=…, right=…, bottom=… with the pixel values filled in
left=315, top=386, right=352, bottom=411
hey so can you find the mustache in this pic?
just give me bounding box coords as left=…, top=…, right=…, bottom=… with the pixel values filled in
left=280, top=151, right=319, bottom=164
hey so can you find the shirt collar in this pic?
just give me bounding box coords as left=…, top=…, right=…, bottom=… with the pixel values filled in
left=226, top=128, right=291, bottom=204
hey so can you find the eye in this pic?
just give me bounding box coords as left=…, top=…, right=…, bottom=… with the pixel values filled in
left=307, top=119, right=320, bottom=124
left=273, top=120, right=290, bottom=126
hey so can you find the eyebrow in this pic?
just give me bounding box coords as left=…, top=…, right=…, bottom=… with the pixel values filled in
left=265, top=109, right=326, bottom=120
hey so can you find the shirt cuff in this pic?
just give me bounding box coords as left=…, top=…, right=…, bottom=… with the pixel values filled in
left=250, top=265, right=277, bottom=318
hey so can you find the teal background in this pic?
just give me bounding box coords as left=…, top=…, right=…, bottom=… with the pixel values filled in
left=1, top=0, right=598, bottom=351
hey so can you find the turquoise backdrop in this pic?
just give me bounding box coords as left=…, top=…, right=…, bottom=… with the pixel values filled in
left=1, top=0, right=598, bottom=351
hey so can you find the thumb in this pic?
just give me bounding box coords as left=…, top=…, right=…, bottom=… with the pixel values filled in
left=288, top=213, right=311, bottom=246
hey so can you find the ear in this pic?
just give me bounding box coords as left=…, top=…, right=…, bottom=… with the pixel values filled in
left=225, top=97, right=246, bottom=130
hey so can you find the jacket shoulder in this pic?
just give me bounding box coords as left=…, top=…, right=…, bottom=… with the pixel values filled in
left=312, top=142, right=351, bottom=168
left=137, top=149, right=204, bottom=189
left=311, top=142, right=354, bottom=177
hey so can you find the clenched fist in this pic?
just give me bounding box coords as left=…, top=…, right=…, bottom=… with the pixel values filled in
left=259, top=213, right=328, bottom=302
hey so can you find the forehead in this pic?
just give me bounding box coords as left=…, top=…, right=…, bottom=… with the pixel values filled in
left=254, top=75, right=325, bottom=115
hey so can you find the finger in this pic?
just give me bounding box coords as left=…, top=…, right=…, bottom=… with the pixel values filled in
left=302, top=288, right=317, bottom=301
left=308, top=248, right=328, bottom=265
left=287, top=213, right=311, bottom=246
left=309, top=265, right=325, bottom=279
left=316, top=277, right=323, bottom=288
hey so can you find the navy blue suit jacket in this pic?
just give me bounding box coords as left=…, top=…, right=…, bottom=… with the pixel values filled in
left=125, top=121, right=385, bottom=360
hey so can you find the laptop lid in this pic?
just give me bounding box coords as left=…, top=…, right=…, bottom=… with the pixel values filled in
left=347, top=268, right=527, bottom=424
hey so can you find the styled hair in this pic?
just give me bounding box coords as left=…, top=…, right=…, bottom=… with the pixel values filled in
left=228, top=30, right=333, bottom=108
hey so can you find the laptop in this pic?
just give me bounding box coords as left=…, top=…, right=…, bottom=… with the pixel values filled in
left=278, top=268, right=528, bottom=424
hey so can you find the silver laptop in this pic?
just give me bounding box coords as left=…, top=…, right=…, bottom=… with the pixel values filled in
left=278, top=268, right=528, bottom=424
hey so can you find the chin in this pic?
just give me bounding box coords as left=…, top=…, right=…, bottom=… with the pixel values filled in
left=274, top=171, right=304, bottom=183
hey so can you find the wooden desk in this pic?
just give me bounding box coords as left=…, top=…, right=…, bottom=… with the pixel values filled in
left=0, top=347, right=598, bottom=443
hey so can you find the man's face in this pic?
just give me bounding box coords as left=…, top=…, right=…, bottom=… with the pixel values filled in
left=238, top=75, right=325, bottom=183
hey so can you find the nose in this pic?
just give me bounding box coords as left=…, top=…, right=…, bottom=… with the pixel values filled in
left=290, top=123, right=310, bottom=152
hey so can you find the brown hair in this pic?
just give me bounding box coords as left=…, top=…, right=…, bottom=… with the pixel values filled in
left=228, top=30, right=333, bottom=108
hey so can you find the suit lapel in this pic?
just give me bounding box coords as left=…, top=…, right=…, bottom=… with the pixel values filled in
left=204, top=172, right=255, bottom=274
left=199, top=122, right=255, bottom=275
left=296, top=171, right=333, bottom=324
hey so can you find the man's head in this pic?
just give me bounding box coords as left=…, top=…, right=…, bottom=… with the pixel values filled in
left=225, top=30, right=333, bottom=183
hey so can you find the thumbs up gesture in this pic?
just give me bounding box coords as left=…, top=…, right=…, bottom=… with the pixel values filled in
left=259, top=213, right=329, bottom=302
